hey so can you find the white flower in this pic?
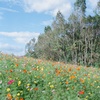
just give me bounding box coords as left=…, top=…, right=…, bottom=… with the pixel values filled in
left=0, top=80, right=2, bottom=84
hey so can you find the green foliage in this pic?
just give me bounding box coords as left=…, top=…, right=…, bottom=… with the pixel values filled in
left=0, top=54, right=100, bottom=100
left=26, top=1, right=100, bottom=68
left=74, top=0, right=86, bottom=16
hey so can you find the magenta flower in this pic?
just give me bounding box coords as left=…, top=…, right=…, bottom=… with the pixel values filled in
left=8, top=80, right=14, bottom=85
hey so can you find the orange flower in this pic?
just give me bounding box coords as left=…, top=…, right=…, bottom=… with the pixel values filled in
left=34, top=87, right=38, bottom=91
left=23, top=69, right=27, bottom=73
left=55, top=68, right=60, bottom=76
left=10, top=69, right=13, bottom=72
left=32, top=68, right=37, bottom=70
left=38, top=60, right=42, bottom=64
left=78, top=90, right=84, bottom=95
left=16, top=64, right=19, bottom=67
left=20, top=98, right=24, bottom=100
left=65, top=81, right=68, bottom=84
left=7, top=93, right=12, bottom=100
left=70, top=75, right=76, bottom=80
left=76, top=67, right=80, bottom=71
left=73, top=72, right=77, bottom=74
left=80, top=78, right=85, bottom=83
left=68, top=67, right=72, bottom=72
left=84, top=74, right=87, bottom=76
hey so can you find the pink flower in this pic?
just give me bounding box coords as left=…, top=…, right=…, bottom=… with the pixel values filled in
left=8, top=80, right=14, bottom=85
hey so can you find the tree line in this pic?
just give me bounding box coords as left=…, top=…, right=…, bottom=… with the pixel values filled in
left=25, top=0, right=100, bottom=67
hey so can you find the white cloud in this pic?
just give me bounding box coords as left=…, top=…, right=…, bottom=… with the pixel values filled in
left=0, top=42, right=24, bottom=56
left=22, top=0, right=99, bottom=17
left=22, top=0, right=73, bottom=17
left=0, top=32, right=40, bottom=55
left=88, top=0, right=99, bottom=8
left=0, top=43, right=9, bottom=48
left=0, top=32, right=40, bottom=44
left=49, top=3, right=72, bottom=17
left=0, top=7, right=18, bottom=12
left=1, top=0, right=99, bottom=17
left=0, top=43, right=21, bottom=51
left=0, top=0, right=21, bottom=4
left=42, top=19, right=53, bottom=26
left=86, top=0, right=99, bottom=15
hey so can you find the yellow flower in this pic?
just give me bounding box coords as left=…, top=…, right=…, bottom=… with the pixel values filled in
left=97, top=86, right=100, bottom=88
left=41, top=67, right=44, bottom=71
left=66, top=88, right=69, bottom=90
left=86, top=96, right=88, bottom=98
left=84, top=99, right=88, bottom=100
left=50, top=85, right=54, bottom=89
left=34, top=81, right=37, bottom=84
left=27, top=84, right=30, bottom=86
left=7, top=88, right=10, bottom=92
left=18, top=81, right=21, bottom=86
left=17, top=93, right=20, bottom=96
left=27, top=88, right=30, bottom=91
left=48, top=82, right=51, bottom=85
left=20, top=91, right=23, bottom=93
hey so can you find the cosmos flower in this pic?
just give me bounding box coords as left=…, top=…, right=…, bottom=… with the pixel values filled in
left=8, top=80, right=14, bottom=85
left=76, top=67, right=80, bottom=71
left=7, top=88, right=10, bottom=92
left=50, top=85, right=54, bottom=89
left=18, top=81, right=21, bottom=86
left=80, top=78, right=85, bottom=83
left=0, top=80, right=2, bottom=84
left=70, top=75, right=76, bottom=80
left=34, top=87, right=38, bottom=91
left=16, top=64, right=19, bottom=67
left=78, top=90, right=84, bottom=95
left=7, top=93, right=12, bottom=100
left=17, top=93, right=20, bottom=96
left=65, top=81, right=68, bottom=84
left=20, top=98, right=24, bottom=100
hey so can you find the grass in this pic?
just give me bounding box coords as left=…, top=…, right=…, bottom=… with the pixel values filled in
left=0, top=53, right=100, bottom=100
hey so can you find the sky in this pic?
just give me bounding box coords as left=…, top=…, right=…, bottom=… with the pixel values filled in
left=0, top=0, right=99, bottom=56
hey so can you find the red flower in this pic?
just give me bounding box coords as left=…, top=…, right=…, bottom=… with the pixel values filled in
left=34, top=87, right=38, bottom=91
left=8, top=80, right=14, bottom=85
left=78, top=90, right=84, bottom=95
left=15, top=64, right=19, bottom=67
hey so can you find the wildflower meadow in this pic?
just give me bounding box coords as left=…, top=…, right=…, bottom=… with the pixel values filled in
left=0, top=53, right=100, bottom=100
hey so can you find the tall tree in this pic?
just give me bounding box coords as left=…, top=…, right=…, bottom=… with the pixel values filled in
left=74, top=0, right=86, bottom=17
left=25, top=0, right=100, bottom=67
left=96, top=0, right=100, bottom=14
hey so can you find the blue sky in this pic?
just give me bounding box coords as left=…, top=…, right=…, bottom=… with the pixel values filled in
left=0, top=0, right=99, bottom=56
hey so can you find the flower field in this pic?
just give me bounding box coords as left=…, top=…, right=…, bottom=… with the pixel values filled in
left=0, top=53, right=100, bottom=100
